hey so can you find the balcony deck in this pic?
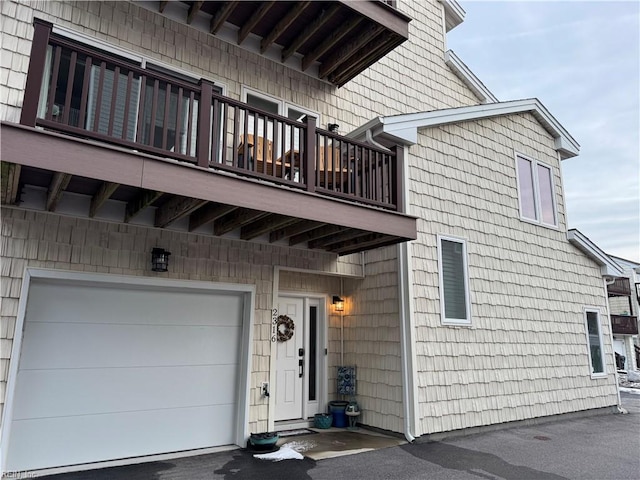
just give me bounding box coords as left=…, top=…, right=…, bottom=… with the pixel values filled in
left=1, top=19, right=416, bottom=255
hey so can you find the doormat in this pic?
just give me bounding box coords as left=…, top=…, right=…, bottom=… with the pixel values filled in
left=278, top=428, right=318, bottom=438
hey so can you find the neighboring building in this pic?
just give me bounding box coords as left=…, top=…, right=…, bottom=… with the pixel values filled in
left=608, top=255, right=640, bottom=370
left=0, top=0, right=619, bottom=476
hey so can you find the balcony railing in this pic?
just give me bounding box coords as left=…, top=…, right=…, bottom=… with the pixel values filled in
left=610, top=315, right=639, bottom=335
left=20, top=19, right=403, bottom=212
left=607, top=277, right=631, bottom=297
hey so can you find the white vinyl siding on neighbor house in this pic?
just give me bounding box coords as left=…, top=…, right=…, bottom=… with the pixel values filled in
left=515, top=154, right=557, bottom=227
left=584, top=308, right=606, bottom=377
left=437, top=235, right=471, bottom=325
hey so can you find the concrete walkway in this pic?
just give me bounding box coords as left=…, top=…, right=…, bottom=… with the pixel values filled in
left=37, top=393, right=640, bottom=479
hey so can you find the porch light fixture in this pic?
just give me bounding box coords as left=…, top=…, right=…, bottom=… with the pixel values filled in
left=332, top=295, right=345, bottom=312
left=328, top=123, right=339, bottom=132
left=151, top=248, right=171, bottom=272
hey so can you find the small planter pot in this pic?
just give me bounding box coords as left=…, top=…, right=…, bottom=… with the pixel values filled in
left=314, top=413, right=333, bottom=429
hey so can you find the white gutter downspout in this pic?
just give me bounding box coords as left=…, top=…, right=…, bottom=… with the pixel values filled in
left=396, top=144, right=418, bottom=443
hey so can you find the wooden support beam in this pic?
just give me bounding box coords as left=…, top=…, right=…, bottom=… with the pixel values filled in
left=281, top=3, right=340, bottom=62
left=240, top=215, right=298, bottom=241
left=269, top=219, right=323, bottom=243
left=189, top=203, right=237, bottom=231
left=89, top=182, right=119, bottom=218
left=330, top=234, right=399, bottom=255
left=308, top=229, right=368, bottom=250
left=330, top=34, right=402, bottom=86
left=214, top=209, right=269, bottom=236
left=155, top=196, right=208, bottom=228
left=301, top=16, right=363, bottom=71
left=260, top=1, right=310, bottom=53
left=159, top=1, right=169, bottom=13
left=46, top=172, right=71, bottom=212
left=1, top=162, right=21, bottom=205
left=319, top=24, right=384, bottom=79
left=210, top=1, right=238, bottom=34
left=124, top=190, right=163, bottom=223
left=187, top=1, right=204, bottom=24
left=238, top=1, right=275, bottom=45
left=289, top=224, right=344, bottom=246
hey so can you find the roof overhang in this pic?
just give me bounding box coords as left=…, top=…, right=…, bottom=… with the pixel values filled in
left=439, top=0, right=465, bottom=32
left=567, top=229, right=625, bottom=277
left=349, top=98, right=580, bottom=159
left=444, top=50, right=498, bottom=104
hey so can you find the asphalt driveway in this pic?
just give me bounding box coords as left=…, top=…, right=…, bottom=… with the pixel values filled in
left=38, top=392, right=640, bottom=480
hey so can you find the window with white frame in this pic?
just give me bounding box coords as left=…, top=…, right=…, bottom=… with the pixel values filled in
left=437, top=235, right=471, bottom=325
left=515, top=154, right=557, bottom=226
left=584, top=308, right=606, bottom=376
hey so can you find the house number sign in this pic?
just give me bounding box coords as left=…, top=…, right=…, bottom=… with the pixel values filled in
left=271, top=308, right=278, bottom=342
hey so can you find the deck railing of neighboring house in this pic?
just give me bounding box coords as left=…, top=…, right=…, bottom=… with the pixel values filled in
left=610, top=315, right=639, bottom=335
left=607, top=277, right=632, bottom=297
left=20, top=19, right=403, bottom=212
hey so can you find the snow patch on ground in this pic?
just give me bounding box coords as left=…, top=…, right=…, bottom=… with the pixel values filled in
left=253, top=440, right=317, bottom=462
left=619, top=387, right=640, bottom=395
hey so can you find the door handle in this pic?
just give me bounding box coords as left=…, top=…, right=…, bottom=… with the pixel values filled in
left=299, top=359, right=304, bottom=378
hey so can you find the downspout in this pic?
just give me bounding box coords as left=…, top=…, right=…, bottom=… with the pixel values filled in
left=396, top=143, right=418, bottom=443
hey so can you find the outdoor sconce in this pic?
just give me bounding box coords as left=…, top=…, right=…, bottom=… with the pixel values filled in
left=328, top=123, right=339, bottom=132
left=151, top=248, right=171, bottom=272
left=332, top=295, right=345, bottom=312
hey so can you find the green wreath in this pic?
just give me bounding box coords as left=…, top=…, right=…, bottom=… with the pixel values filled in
left=277, top=315, right=295, bottom=342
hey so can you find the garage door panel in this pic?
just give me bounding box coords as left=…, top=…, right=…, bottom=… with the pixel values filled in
left=12, top=364, right=238, bottom=420
left=7, top=403, right=236, bottom=471
left=27, top=282, right=244, bottom=327
left=20, top=323, right=242, bottom=369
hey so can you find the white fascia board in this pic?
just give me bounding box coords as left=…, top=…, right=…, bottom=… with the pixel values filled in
left=378, top=98, right=580, bottom=158
left=444, top=50, right=498, bottom=104
left=438, top=0, right=466, bottom=31
left=567, top=229, right=625, bottom=277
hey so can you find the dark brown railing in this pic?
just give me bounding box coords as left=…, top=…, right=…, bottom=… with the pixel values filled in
left=607, top=277, right=631, bottom=297
left=21, top=19, right=403, bottom=211
left=611, top=315, right=639, bottom=335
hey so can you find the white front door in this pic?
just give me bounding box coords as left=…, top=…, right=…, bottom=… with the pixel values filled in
left=274, top=296, right=324, bottom=421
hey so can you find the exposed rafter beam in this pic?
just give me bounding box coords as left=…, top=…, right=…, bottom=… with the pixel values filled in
left=281, top=3, right=340, bottom=62
left=214, top=209, right=268, bottom=236
left=210, top=1, right=238, bottom=35
left=260, top=1, right=310, bottom=54
left=269, top=219, right=323, bottom=243
left=124, top=190, right=163, bottom=223
left=289, top=225, right=344, bottom=246
left=89, top=182, right=119, bottom=218
left=331, top=234, right=399, bottom=255
left=1, top=162, right=21, bottom=205
left=46, top=172, right=71, bottom=212
left=238, top=1, right=275, bottom=45
left=187, top=1, right=204, bottom=25
left=159, top=1, right=169, bottom=13
left=331, top=34, right=403, bottom=86
left=189, top=203, right=237, bottom=231
left=240, top=215, right=298, bottom=241
left=301, top=16, right=363, bottom=71
left=155, top=196, right=208, bottom=228
left=308, top=229, right=368, bottom=250
left=319, top=24, right=384, bottom=79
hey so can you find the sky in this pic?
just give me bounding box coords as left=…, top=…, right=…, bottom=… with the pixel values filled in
left=447, top=0, right=640, bottom=262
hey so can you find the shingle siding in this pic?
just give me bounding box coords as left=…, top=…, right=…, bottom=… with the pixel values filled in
left=410, top=115, right=617, bottom=436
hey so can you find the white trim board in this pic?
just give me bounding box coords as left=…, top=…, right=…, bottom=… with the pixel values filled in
left=438, top=0, right=466, bottom=32
left=567, top=229, right=624, bottom=277
left=444, top=50, right=498, bottom=104
left=349, top=98, right=580, bottom=159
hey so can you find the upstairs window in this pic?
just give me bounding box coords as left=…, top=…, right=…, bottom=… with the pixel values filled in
left=515, top=154, right=557, bottom=227
left=584, top=308, right=606, bottom=377
left=438, top=235, right=471, bottom=325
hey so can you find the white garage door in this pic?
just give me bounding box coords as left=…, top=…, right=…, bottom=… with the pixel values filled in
left=6, top=277, right=246, bottom=472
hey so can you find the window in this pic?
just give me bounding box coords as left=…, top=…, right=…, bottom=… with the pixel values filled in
left=438, top=235, right=471, bottom=325
left=584, top=308, right=606, bottom=376
left=515, top=154, right=557, bottom=226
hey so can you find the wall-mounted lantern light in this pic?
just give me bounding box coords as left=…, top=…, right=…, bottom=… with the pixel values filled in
left=328, top=123, right=340, bottom=133
left=332, top=295, right=345, bottom=312
left=151, top=248, right=171, bottom=272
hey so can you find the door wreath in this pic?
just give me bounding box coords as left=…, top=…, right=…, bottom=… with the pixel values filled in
left=276, top=315, right=295, bottom=342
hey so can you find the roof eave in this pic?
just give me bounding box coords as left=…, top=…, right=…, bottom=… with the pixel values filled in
left=567, top=229, right=625, bottom=277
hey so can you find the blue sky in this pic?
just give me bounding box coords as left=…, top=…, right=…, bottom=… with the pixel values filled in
left=447, top=1, right=640, bottom=261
